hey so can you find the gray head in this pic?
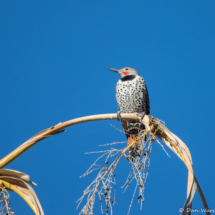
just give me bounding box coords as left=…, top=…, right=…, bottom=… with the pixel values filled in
left=107, top=67, right=139, bottom=78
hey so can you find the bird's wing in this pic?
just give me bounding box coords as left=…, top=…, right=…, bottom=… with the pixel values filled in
left=144, top=86, right=150, bottom=115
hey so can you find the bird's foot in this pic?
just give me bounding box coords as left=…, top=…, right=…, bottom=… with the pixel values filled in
left=116, top=111, right=122, bottom=121
left=137, top=112, right=146, bottom=123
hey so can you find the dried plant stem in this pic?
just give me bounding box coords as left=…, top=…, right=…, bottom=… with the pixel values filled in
left=0, top=113, right=146, bottom=169
left=0, top=187, right=14, bottom=215
left=79, top=127, right=154, bottom=214
left=1, top=188, right=9, bottom=213
left=127, top=183, right=138, bottom=215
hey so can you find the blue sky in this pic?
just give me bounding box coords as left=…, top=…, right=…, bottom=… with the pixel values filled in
left=0, top=0, right=215, bottom=214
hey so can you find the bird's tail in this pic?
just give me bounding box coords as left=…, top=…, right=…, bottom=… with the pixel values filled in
left=121, top=119, right=145, bottom=159
left=127, top=126, right=143, bottom=159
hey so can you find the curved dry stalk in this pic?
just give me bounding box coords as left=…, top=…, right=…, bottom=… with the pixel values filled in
left=153, top=119, right=210, bottom=215
left=0, top=113, right=145, bottom=169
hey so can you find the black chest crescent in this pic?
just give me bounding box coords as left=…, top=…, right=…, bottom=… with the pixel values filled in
left=120, top=75, right=136, bottom=82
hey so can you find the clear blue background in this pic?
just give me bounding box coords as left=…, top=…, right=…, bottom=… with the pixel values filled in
left=0, top=0, right=215, bottom=214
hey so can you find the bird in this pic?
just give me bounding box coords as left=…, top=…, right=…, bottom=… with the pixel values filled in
left=108, top=67, right=150, bottom=159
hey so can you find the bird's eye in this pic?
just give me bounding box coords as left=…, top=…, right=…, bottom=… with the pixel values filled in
left=125, top=68, right=128, bottom=70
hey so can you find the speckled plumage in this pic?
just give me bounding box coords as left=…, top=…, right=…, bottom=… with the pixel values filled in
left=116, top=75, right=150, bottom=116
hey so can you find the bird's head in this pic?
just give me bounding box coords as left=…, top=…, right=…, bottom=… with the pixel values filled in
left=107, top=67, right=139, bottom=78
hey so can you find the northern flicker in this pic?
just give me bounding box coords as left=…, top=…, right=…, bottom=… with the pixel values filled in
left=108, top=67, right=150, bottom=159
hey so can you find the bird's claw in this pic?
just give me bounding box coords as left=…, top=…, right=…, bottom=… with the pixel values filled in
left=137, top=112, right=146, bottom=123
left=117, top=111, right=122, bottom=121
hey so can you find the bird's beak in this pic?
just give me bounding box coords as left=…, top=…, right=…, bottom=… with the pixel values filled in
left=107, top=68, right=120, bottom=74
